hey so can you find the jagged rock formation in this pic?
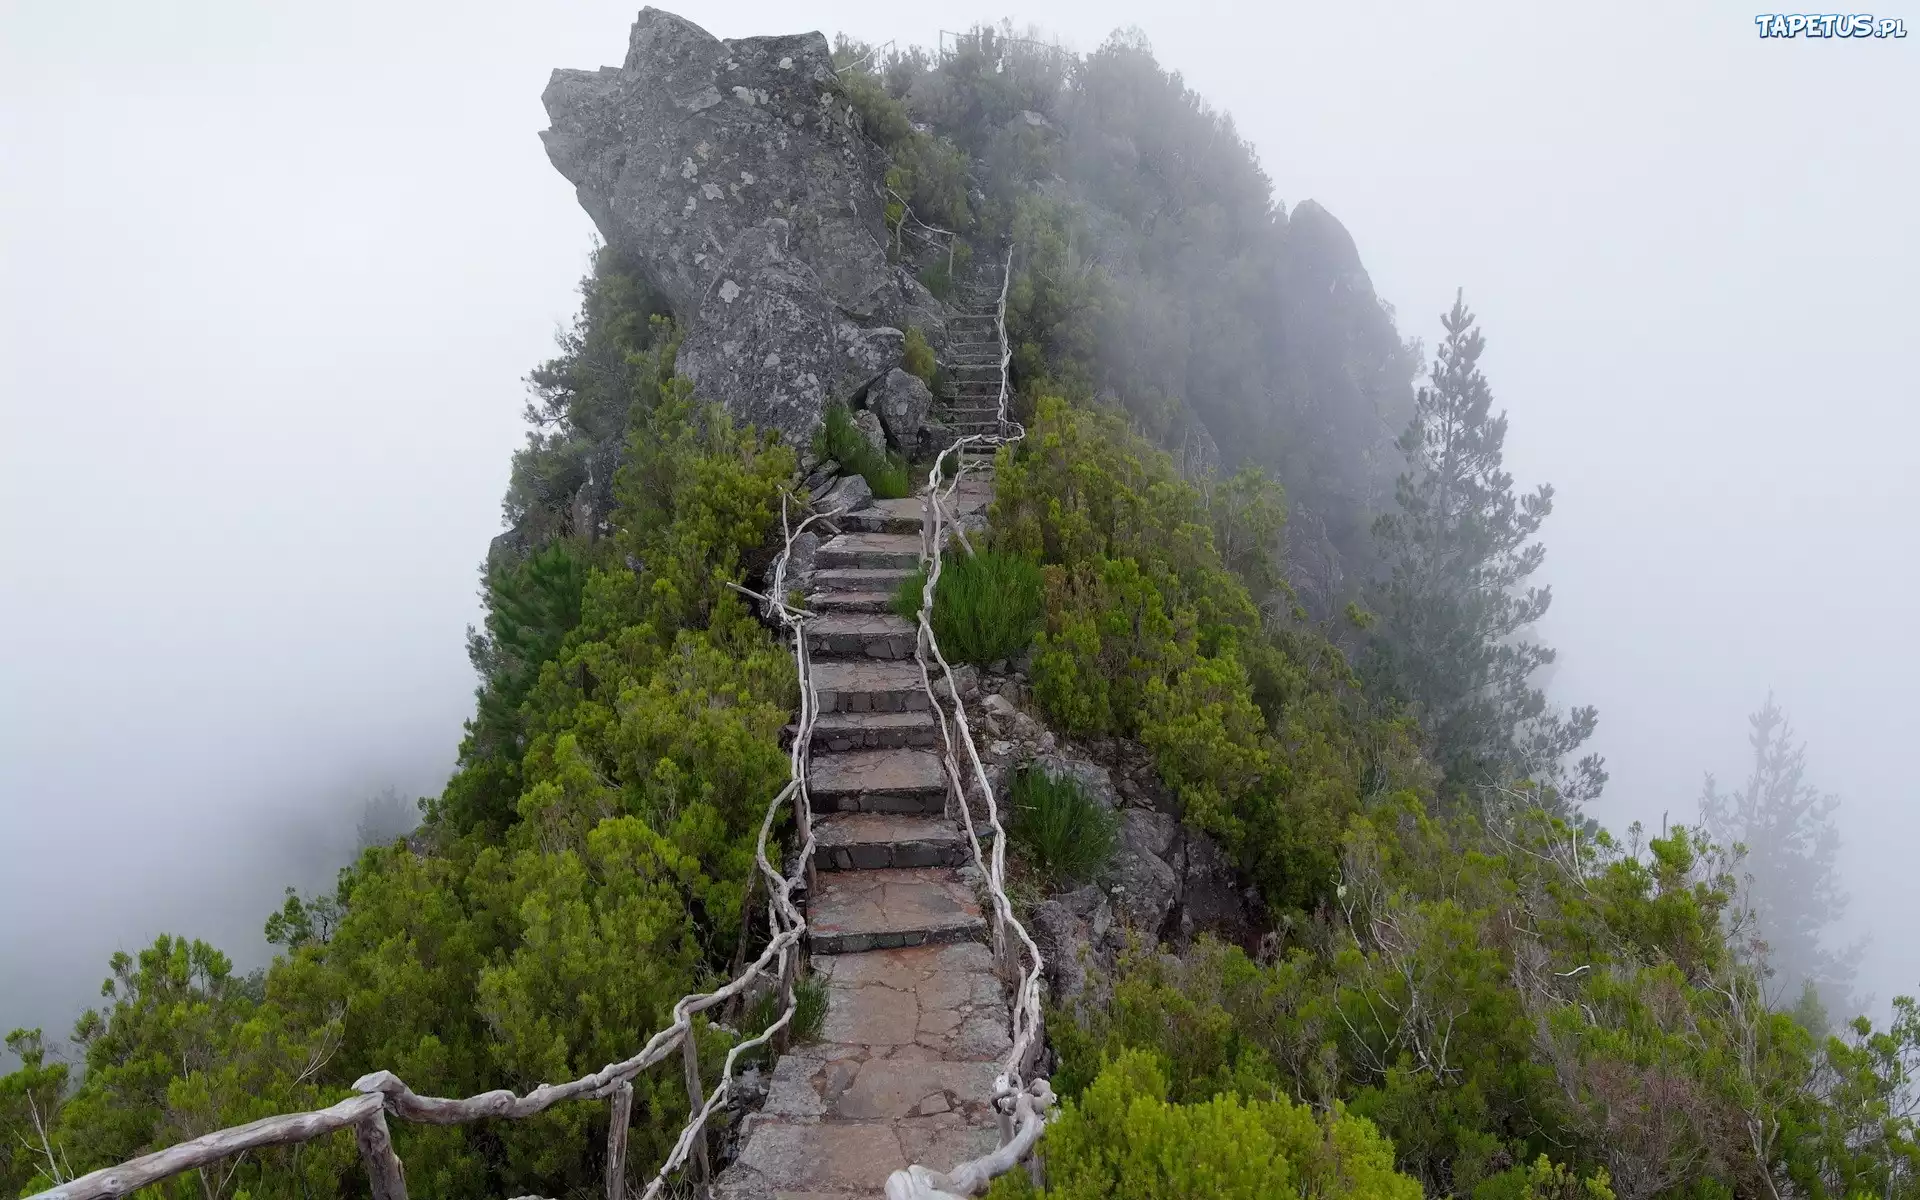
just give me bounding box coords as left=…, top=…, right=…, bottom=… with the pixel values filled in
left=540, top=8, right=944, bottom=444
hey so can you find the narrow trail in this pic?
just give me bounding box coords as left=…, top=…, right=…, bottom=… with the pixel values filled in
left=717, top=276, right=1014, bottom=1199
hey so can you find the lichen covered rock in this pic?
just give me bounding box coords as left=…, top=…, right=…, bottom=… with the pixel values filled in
left=540, top=8, right=943, bottom=443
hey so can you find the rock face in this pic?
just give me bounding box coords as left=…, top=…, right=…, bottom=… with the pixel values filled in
left=540, top=9, right=942, bottom=443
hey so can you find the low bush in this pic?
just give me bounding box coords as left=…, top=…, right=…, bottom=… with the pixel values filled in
left=1008, top=766, right=1117, bottom=885
left=986, top=1049, right=1421, bottom=1200
left=890, top=547, right=1044, bottom=664
left=818, top=402, right=910, bottom=499
left=903, top=325, right=937, bottom=384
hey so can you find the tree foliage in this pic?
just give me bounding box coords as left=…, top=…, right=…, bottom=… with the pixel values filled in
left=1, top=253, right=799, bottom=1200
left=1701, top=695, right=1860, bottom=1016
left=1364, top=292, right=1602, bottom=808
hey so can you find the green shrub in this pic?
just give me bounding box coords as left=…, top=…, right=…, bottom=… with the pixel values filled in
left=986, top=1049, right=1421, bottom=1200
left=818, top=402, right=910, bottom=499
left=1473, top=1156, right=1616, bottom=1200
left=903, top=325, right=937, bottom=384
left=890, top=547, right=1044, bottom=664
left=1008, top=766, right=1117, bottom=885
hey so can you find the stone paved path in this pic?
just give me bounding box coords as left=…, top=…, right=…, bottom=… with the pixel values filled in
left=717, top=278, right=1010, bottom=1199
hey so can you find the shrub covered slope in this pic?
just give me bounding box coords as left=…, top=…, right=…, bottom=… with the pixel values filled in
left=4, top=25, right=1915, bottom=1200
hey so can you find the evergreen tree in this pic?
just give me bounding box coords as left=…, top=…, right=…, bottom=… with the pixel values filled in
left=1, top=1029, right=71, bottom=1195
left=1702, top=695, right=1861, bottom=1014
left=1365, top=291, right=1603, bottom=805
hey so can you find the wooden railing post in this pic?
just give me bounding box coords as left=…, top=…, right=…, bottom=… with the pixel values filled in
left=353, top=1106, right=407, bottom=1200
left=680, top=1030, right=710, bottom=1186
left=604, top=1080, right=633, bottom=1200
left=772, top=950, right=795, bottom=1056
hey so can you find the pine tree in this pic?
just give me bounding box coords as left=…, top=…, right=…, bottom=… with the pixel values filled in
left=1365, top=290, right=1603, bottom=805
left=1701, top=695, right=1861, bottom=1014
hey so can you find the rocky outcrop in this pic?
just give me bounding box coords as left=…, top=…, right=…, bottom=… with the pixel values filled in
left=540, top=9, right=943, bottom=444
left=968, top=682, right=1262, bottom=961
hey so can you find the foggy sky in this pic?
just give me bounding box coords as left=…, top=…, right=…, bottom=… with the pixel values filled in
left=2, top=0, right=1913, bottom=1045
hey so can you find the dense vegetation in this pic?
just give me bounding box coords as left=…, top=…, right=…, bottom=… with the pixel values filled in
left=4, top=24, right=1905, bottom=1200
left=834, top=26, right=1911, bottom=1196
left=1, top=253, right=803, bottom=1199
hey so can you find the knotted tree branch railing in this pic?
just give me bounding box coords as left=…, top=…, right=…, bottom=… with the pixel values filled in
left=29, top=495, right=845, bottom=1200
left=884, top=186, right=960, bottom=277
left=887, top=246, right=1056, bottom=1200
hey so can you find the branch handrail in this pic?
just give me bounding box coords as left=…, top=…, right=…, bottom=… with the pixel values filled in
left=888, top=245, right=1051, bottom=1200
left=883, top=186, right=959, bottom=276
left=29, top=493, right=846, bottom=1200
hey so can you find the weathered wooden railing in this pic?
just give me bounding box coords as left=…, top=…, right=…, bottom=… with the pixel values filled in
left=884, top=186, right=960, bottom=278
left=888, top=246, right=1056, bottom=1200
left=28, top=497, right=843, bottom=1200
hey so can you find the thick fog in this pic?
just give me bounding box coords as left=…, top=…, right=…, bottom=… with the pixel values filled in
left=2, top=0, right=1912, bottom=1044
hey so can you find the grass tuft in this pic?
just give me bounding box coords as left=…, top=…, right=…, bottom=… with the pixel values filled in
left=890, top=547, right=1043, bottom=664
left=818, top=403, right=911, bottom=499
left=1008, top=767, right=1118, bottom=886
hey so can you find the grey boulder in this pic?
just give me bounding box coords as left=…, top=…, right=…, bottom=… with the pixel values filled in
left=871, top=367, right=934, bottom=452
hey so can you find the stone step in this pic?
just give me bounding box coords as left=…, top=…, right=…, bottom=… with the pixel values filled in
left=807, top=867, right=986, bottom=953
left=806, top=612, right=917, bottom=660
left=816, top=532, right=922, bottom=571
left=813, top=659, right=929, bottom=713
left=808, top=589, right=899, bottom=613
left=811, top=566, right=913, bottom=593
left=815, top=813, right=966, bottom=870
left=809, top=747, right=947, bottom=813
left=809, top=709, right=938, bottom=752
left=836, top=498, right=923, bottom=535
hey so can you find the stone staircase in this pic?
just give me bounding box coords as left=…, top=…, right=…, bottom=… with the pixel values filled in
left=938, top=277, right=1011, bottom=440
left=718, top=473, right=1010, bottom=1199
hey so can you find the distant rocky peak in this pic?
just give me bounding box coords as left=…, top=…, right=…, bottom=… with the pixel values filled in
left=541, top=8, right=943, bottom=443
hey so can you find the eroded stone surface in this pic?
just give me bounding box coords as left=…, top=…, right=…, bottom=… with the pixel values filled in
left=810, top=868, right=985, bottom=953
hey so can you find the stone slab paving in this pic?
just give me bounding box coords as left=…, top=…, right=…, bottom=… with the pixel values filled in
left=837, top=498, right=926, bottom=535
left=717, top=944, right=1008, bottom=1200
left=809, top=868, right=986, bottom=953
